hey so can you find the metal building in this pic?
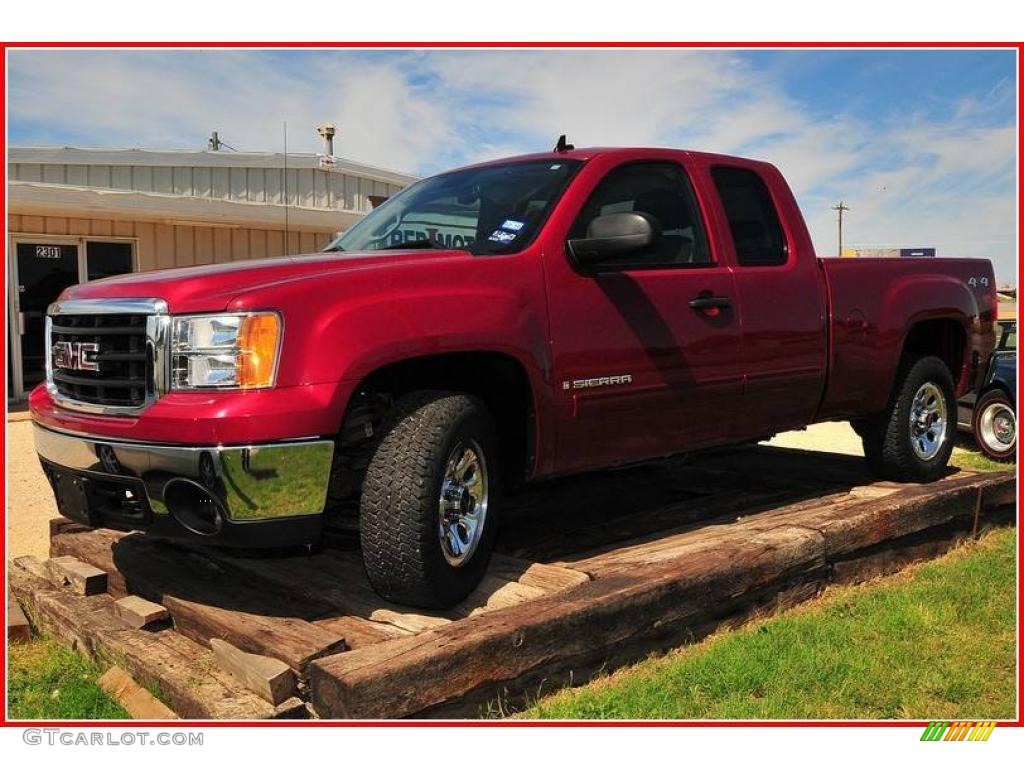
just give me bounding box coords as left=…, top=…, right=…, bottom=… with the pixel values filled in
left=7, top=146, right=418, bottom=400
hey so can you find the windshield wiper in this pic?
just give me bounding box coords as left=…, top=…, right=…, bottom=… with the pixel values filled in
left=378, top=238, right=446, bottom=251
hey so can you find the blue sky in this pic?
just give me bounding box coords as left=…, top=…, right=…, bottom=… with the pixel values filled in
left=7, top=49, right=1017, bottom=282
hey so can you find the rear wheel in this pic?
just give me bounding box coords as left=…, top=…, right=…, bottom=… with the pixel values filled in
left=360, top=391, right=498, bottom=608
left=860, top=355, right=955, bottom=482
left=971, top=389, right=1016, bottom=461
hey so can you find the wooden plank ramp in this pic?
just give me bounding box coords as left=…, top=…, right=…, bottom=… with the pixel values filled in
left=13, top=445, right=1015, bottom=719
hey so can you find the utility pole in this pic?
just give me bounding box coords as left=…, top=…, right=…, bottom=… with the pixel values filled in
left=207, top=131, right=237, bottom=152
left=832, top=201, right=850, bottom=257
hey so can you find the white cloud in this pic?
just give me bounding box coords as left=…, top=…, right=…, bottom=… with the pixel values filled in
left=8, top=49, right=1017, bottom=282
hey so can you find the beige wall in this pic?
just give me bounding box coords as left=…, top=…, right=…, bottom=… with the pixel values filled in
left=8, top=214, right=334, bottom=270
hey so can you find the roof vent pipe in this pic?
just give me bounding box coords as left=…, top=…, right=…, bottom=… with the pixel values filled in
left=317, top=123, right=336, bottom=156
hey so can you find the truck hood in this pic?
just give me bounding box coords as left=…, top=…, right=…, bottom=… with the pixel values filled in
left=61, top=249, right=470, bottom=313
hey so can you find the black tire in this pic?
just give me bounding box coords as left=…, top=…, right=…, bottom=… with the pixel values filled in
left=360, top=391, right=499, bottom=608
left=860, top=355, right=956, bottom=482
left=849, top=417, right=874, bottom=439
left=971, top=389, right=1016, bottom=461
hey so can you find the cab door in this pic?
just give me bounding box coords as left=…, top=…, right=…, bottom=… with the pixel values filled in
left=699, top=161, right=828, bottom=438
left=542, top=154, right=744, bottom=474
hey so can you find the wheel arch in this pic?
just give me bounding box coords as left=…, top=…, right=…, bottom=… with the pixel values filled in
left=342, top=349, right=541, bottom=488
left=896, top=315, right=970, bottom=392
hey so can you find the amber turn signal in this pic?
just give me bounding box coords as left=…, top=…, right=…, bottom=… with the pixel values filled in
left=237, top=313, right=281, bottom=388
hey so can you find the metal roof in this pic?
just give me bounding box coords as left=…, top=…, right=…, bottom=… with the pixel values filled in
left=9, top=180, right=362, bottom=232
left=8, top=146, right=419, bottom=187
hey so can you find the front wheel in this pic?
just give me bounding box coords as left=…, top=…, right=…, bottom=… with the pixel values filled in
left=360, top=391, right=498, bottom=608
left=860, top=355, right=956, bottom=482
left=972, top=389, right=1016, bottom=461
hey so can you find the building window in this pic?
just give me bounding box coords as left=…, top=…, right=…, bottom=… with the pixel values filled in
left=86, top=241, right=134, bottom=280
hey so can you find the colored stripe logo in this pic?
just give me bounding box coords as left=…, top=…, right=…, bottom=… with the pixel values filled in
left=921, top=721, right=997, bottom=741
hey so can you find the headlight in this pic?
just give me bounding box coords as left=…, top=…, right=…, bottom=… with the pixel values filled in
left=171, top=312, right=281, bottom=390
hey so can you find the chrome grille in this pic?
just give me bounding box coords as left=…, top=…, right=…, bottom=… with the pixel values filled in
left=50, top=314, right=149, bottom=407
left=46, top=298, right=169, bottom=415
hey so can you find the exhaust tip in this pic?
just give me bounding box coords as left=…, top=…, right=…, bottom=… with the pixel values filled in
left=163, top=478, right=225, bottom=536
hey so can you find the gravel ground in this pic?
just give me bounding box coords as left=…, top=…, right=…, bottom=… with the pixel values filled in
left=6, top=419, right=58, bottom=560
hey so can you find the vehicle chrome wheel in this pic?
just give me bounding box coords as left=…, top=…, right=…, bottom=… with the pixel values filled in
left=438, top=439, right=489, bottom=567
left=909, top=381, right=948, bottom=461
left=978, top=401, right=1016, bottom=451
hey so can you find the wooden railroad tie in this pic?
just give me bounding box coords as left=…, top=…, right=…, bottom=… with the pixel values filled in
left=8, top=595, right=31, bottom=643
left=97, top=666, right=179, bottom=720
left=210, top=638, right=297, bottom=706
left=45, top=555, right=108, bottom=596
left=114, top=595, right=170, bottom=629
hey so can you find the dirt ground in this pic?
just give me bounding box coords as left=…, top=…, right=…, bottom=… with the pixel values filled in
left=766, top=420, right=865, bottom=456
left=4, top=416, right=867, bottom=560
left=6, top=418, right=59, bottom=560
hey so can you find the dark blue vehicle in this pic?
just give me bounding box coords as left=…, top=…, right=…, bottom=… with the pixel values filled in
left=958, top=319, right=1016, bottom=461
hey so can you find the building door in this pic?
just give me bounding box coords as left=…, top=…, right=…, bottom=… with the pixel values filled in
left=9, top=238, right=136, bottom=399
left=14, top=242, right=80, bottom=393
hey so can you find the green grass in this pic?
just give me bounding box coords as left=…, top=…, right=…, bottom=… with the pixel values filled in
left=950, top=432, right=1016, bottom=473
left=951, top=446, right=1015, bottom=473
left=526, top=526, right=1017, bottom=720
left=8, top=636, right=129, bottom=720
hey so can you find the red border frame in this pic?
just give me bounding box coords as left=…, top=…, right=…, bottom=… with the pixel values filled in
left=1, top=40, right=1020, bottom=729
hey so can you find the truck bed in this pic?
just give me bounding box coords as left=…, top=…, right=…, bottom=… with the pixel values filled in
left=817, top=256, right=997, bottom=422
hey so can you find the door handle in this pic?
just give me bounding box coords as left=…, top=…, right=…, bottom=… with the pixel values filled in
left=18, top=312, right=26, bottom=335
left=689, top=294, right=731, bottom=311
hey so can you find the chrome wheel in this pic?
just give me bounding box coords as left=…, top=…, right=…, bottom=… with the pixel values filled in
left=978, top=401, right=1015, bottom=451
left=438, top=439, right=489, bottom=567
left=909, top=382, right=948, bottom=461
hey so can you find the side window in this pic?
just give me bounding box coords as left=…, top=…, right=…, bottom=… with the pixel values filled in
left=711, top=166, right=788, bottom=267
left=569, top=162, right=710, bottom=270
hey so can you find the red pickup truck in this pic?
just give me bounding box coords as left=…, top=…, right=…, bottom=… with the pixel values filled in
left=31, top=146, right=998, bottom=608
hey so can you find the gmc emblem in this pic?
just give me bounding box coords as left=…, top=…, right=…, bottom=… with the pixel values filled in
left=52, top=341, right=100, bottom=372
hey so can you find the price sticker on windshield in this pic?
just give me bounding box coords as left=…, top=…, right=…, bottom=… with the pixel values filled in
left=488, top=230, right=517, bottom=244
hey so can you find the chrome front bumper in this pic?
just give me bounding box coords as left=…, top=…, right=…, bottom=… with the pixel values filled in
left=34, top=424, right=334, bottom=543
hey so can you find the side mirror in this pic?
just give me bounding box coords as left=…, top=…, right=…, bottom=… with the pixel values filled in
left=568, top=212, right=657, bottom=266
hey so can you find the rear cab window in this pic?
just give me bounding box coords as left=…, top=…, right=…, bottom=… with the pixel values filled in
left=711, top=166, right=788, bottom=267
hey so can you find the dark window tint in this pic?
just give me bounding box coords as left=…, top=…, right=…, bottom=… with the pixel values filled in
left=998, top=321, right=1016, bottom=351
left=16, top=243, right=79, bottom=388
left=711, top=166, right=788, bottom=267
left=569, top=162, right=710, bottom=270
left=86, top=241, right=133, bottom=281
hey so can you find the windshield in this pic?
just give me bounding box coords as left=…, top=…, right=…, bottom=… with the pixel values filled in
left=326, top=159, right=583, bottom=255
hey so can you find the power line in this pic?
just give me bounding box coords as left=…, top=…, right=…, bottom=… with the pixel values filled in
left=207, top=131, right=238, bottom=152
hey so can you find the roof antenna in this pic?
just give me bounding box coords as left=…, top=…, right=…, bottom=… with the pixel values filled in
left=554, top=134, right=574, bottom=152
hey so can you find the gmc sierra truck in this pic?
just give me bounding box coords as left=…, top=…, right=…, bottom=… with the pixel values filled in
left=31, top=146, right=998, bottom=608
